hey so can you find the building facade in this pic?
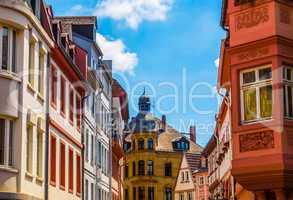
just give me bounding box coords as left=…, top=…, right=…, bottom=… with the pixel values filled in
left=218, top=0, right=293, bottom=199
left=122, top=93, right=202, bottom=200
left=0, top=0, right=54, bottom=199
left=112, top=79, right=129, bottom=200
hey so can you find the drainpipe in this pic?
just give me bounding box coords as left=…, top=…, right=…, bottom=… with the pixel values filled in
left=44, top=52, right=51, bottom=200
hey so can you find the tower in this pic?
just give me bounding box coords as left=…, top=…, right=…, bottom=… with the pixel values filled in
left=218, top=0, right=293, bottom=199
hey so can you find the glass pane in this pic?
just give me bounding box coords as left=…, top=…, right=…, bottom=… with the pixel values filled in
left=288, top=86, right=293, bottom=117
left=287, top=68, right=292, bottom=81
left=0, top=119, right=5, bottom=165
left=243, top=89, right=257, bottom=121
left=259, top=68, right=272, bottom=81
left=243, top=71, right=256, bottom=84
left=9, top=121, right=13, bottom=166
left=2, top=27, right=9, bottom=70
left=12, top=31, right=16, bottom=73
left=260, top=85, right=273, bottom=118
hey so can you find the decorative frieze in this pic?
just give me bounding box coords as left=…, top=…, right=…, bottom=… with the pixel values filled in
left=239, top=131, right=274, bottom=152
left=235, top=6, right=269, bottom=31
left=237, top=47, right=269, bottom=62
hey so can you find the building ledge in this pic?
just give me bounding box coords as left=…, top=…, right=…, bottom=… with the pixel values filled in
left=0, top=165, right=18, bottom=174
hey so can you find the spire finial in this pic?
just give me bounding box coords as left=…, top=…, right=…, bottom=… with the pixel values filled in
left=142, top=87, right=146, bottom=96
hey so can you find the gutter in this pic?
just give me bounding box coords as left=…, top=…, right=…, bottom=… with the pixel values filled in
left=44, top=52, right=51, bottom=200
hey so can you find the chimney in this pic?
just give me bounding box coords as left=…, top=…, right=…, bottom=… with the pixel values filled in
left=161, top=115, right=166, bottom=131
left=190, top=125, right=196, bottom=143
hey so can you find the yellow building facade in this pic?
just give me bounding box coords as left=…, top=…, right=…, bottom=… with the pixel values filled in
left=122, top=93, right=202, bottom=200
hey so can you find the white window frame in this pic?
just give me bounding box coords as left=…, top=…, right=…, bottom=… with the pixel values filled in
left=283, top=65, right=293, bottom=119
left=240, top=65, right=273, bottom=123
left=0, top=118, right=14, bottom=167
left=0, top=25, right=17, bottom=73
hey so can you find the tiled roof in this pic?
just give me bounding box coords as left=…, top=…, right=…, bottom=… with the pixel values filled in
left=185, top=153, right=201, bottom=173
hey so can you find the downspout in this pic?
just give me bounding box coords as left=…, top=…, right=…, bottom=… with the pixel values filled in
left=44, top=52, right=51, bottom=200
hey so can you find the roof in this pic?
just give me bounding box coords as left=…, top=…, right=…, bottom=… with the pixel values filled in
left=185, top=153, right=201, bottom=173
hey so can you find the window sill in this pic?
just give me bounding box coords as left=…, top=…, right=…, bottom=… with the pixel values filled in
left=60, top=185, right=65, bottom=191
left=0, top=70, right=20, bottom=82
left=50, top=181, right=56, bottom=187
left=27, top=84, right=36, bottom=94
left=25, top=171, right=34, bottom=180
left=36, top=176, right=44, bottom=184
left=37, top=93, right=44, bottom=103
left=241, top=117, right=272, bottom=125
left=50, top=102, right=57, bottom=110
left=0, top=165, right=18, bottom=174
left=60, top=111, right=66, bottom=118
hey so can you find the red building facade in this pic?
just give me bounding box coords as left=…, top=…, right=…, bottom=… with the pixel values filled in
left=218, top=0, right=293, bottom=199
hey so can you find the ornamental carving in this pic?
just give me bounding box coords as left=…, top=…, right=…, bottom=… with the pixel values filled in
left=237, top=47, right=269, bottom=61
left=280, top=8, right=291, bottom=25
left=235, top=6, right=269, bottom=31
left=239, top=131, right=274, bottom=152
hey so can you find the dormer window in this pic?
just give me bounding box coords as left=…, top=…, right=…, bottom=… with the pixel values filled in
left=61, top=36, right=67, bottom=50
left=28, top=0, right=41, bottom=19
left=138, top=139, right=144, bottom=150
left=172, top=137, right=190, bottom=151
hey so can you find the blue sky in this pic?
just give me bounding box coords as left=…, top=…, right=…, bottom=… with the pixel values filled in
left=46, top=0, right=226, bottom=146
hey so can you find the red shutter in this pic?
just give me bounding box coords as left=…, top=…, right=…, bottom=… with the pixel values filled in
left=51, top=66, right=57, bottom=108
left=60, top=142, right=65, bottom=190
left=76, top=96, right=81, bottom=131
left=69, top=89, right=74, bottom=124
left=60, top=76, right=66, bottom=117
left=50, top=135, right=56, bottom=186
left=76, top=154, right=81, bottom=196
left=68, top=148, right=73, bottom=193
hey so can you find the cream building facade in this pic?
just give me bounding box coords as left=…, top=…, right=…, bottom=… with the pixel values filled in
left=0, top=0, right=53, bottom=199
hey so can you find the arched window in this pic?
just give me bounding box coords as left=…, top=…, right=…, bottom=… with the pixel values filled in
left=138, top=138, right=144, bottom=150
left=147, top=138, right=153, bottom=150
left=138, top=160, right=145, bottom=176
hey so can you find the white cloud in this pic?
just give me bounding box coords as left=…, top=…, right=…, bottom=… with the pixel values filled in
left=214, top=57, right=220, bottom=68
left=71, top=4, right=83, bottom=11
left=94, top=0, right=174, bottom=29
left=96, top=33, right=138, bottom=74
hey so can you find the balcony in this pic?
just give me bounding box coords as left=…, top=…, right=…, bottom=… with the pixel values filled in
left=0, top=72, right=20, bottom=118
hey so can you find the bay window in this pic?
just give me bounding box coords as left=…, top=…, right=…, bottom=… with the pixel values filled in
left=0, top=26, right=17, bottom=73
left=283, top=66, right=293, bottom=118
left=26, top=124, right=33, bottom=173
left=0, top=118, right=14, bottom=167
left=240, top=66, right=272, bottom=122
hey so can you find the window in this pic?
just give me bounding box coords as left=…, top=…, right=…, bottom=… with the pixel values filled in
left=76, top=154, right=81, bottom=196
left=68, top=148, right=74, bottom=193
left=91, top=183, right=94, bottom=200
left=91, top=134, right=94, bottom=164
left=147, top=160, right=153, bottom=176
left=132, top=161, right=136, bottom=176
left=165, top=188, right=172, bottom=200
left=138, top=187, right=145, bottom=200
left=125, top=189, right=129, bottom=200
left=36, top=131, right=43, bottom=178
left=38, top=43, right=45, bottom=96
left=199, top=177, right=204, bottom=185
left=240, top=66, right=272, bottom=122
left=188, top=192, right=193, bottom=200
left=1, top=26, right=17, bottom=73
left=85, top=129, right=89, bottom=161
left=133, top=187, right=137, bottom=200
left=60, top=76, right=66, bottom=115
left=76, top=95, right=81, bottom=130
left=181, top=172, right=184, bottom=182
left=85, top=179, right=89, bottom=200
left=0, top=119, right=14, bottom=166
left=26, top=125, right=33, bottom=173
left=138, top=139, right=144, bottom=150
left=148, top=187, right=154, bottom=200
left=165, top=163, right=172, bottom=177
left=51, top=66, right=57, bottom=106
left=283, top=66, right=293, bottom=118
left=138, top=160, right=145, bottom=176
left=179, top=193, right=184, bottom=200
left=60, top=142, right=65, bottom=189
left=186, top=171, right=189, bottom=181
left=147, top=138, right=153, bottom=150
left=132, top=140, right=136, bottom=151
left=28, top=38, right=35, bottom=87
left=69, top=88, right=74, bottom=124
left=124, top=164, right=129, bottom=178
left=50, top=135, right=56, bottom=185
